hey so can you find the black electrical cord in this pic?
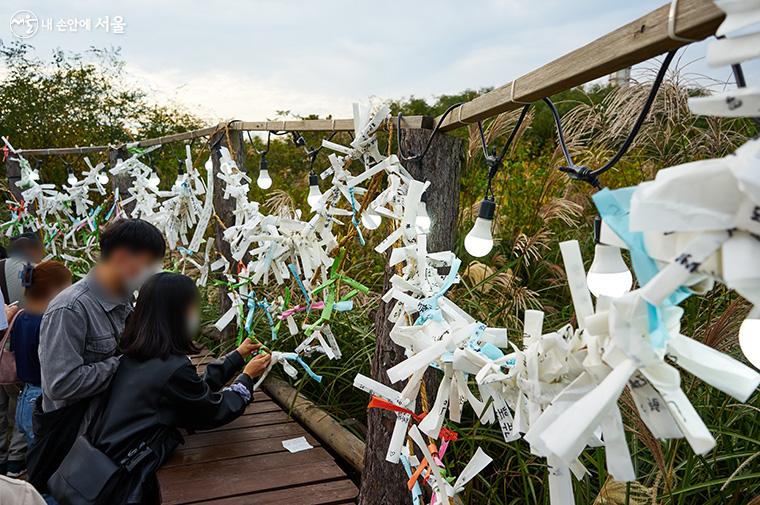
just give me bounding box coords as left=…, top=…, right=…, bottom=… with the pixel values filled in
left=247, top=130, right=271, bottom=156
left=476, top=104, right=531, bottom=198
left=730, top=63, right=760, bottom=130
left=397, top=102, right=462, bottom=162
left=548, top=49, right=677, bottom=188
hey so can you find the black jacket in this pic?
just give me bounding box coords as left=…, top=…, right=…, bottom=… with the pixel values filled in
left=88, top=351, right=253, bottom=504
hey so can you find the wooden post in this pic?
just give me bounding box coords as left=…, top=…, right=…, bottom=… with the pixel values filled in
left=109, top=145, right=133, bottom=215
left=358, top=129, right=462, bottom=505
left=211, top=128, right=246, bottom=339
left=4, top=154, right=23, bottom=204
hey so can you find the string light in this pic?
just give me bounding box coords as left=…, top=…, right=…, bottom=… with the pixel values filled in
left=257, top=155, right=272, bottom=189
left=66, top=164, right=77, bottom=185
left=464, top=197, right=495, bottom=257
left=307, top=172, right=322, bottom=209
left=464, top=105, right=531, bottom=258
left=585, top=217, right=632, bottom=298
left=97, top=171, right=109, bottom=185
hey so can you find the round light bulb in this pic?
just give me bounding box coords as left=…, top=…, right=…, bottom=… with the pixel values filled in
left=204, top=158, right=213, bottom=171
left=97, top=172, right=109, bottom=185
left=362, top=210, right=382, bottom=230
left=586, top=244, right=633, bottom=298
left=257, top=169, right=273, bottom=189
left=416, top=201, right=431, bottom=233
left=67, top=173, right=77, bottom=185
left=739, top=312, right=760, bottom=369
left=149, top=173, right=160, bottom=187
left=307, top=173, right=322, bottom=210
left=464, top=198, right=496, bottom=257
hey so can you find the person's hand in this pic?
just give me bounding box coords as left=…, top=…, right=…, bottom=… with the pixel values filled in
left=243, top=352, right=272, bottom=379
left=4, top=304, right=19, bottom=322
left=236, top=338, right=262, bottom=359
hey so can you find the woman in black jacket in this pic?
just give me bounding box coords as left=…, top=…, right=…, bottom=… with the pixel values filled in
left=49, top=272, right=271, bottom=505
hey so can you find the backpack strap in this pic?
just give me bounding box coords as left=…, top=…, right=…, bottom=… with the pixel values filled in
left=0, top=308, right=23, bottom=354
left=0, top=259, right=9, bottom=305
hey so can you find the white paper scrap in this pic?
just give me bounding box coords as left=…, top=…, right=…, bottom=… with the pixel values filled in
left=282, top=436, right=314, bottom=453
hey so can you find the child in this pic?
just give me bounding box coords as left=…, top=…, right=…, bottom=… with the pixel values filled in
left=11, top=261, right=72, bottom=448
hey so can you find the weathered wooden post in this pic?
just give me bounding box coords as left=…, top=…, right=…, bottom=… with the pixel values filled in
left=358, top=127, right=463, bottom=505
left=109, top=144, right=133, bottom=215
left=211, top=127, right=246, bottom=339
left=4, top=152, right=24, bottom=203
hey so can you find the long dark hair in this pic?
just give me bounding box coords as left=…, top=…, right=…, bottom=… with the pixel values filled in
left=120, top=272, right=200, bottom=360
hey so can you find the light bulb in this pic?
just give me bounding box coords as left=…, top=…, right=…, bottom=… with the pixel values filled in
left=67, top=172, right=77, bottom=185
left=30, top=170, right=40, bottom=181
left=362, top=209, right=382, bottom=230
left=739, top=308, right=760, bottom=369
left=97, top=172, right=109, bottom=185
left=307, top=173, right=322, bottom=210
left=464, top=198, right=495, bottom=257
left=257, top=169, right=272, bottom=189
left=204, top=158, right=213, bottom=171
left=149, top=173, right=160, bottom=187
left=416, top=200, right=431, bottom=233
left=586, top=244, right=633, bottom=298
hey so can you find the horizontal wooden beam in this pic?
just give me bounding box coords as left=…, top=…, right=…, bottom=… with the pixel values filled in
left=437, top=0, right=725, bottom=130
left=15, top=116, right=431, bottom=156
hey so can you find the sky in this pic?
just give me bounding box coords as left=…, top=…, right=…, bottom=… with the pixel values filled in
left=0, top=0, right=754, bottom=126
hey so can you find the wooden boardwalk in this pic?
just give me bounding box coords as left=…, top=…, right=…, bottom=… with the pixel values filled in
left=157, top=355, right=359, bottom=504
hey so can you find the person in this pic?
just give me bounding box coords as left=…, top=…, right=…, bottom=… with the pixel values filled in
left=48, top=272, right=271, bottom=505
left=0, top=473, right=46, bottom=505
left=28, top=218, right=166, bottom=494
left=0, top=232, right=42, bottom=477
left=0, top=285, right=23, bottom=478
left=1, top=232, right=46, bottom=308
left=11, top=261, right=73, bottom=446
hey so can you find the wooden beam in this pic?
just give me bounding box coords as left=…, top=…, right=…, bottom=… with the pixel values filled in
left=437, top=0, right=725, bottom=130
left=15, top=116, right=431, bottom=157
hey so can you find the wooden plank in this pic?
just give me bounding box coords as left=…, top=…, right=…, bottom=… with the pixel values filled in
left=15, top=116, right=430, bottom=156
left=198, top=410, right=291, bottom=432
left=159, top=448, right=345, bottom=504
left=180, top=421, right=304, bottom=450
left=162, top=433, right=321, bottom=468
left=242, top=400, right=281, bottom=415
left=437, top=0, right=725, bottom=130
left=188, top=479, right=359, bottom=505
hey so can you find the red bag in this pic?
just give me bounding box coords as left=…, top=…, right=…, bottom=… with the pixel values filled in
left=0, top=308, right=23, bottom=385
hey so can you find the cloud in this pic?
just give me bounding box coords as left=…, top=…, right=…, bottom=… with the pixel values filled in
left=1, top=0, right=759, bottom=123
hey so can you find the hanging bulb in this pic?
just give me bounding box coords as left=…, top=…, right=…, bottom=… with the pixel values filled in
left=361, top=209, right=382, bottom=230
left=307, top=173, right=322, bottom=209
left=465, top=197, right=495, bottom=257
left=416, top=193, right=431, bottom=233
left=586, top=244, right=633, bottom=298
left=66, top=167, right=77, bottom=186
left=149, top=172, right=160, bottom=187
left=257, top=157, right=272, bottom=189
left=97, top=171, right=109, bottom=185
left=204, top=158, right=213, bottom=171
left=739, top=307, right=760, bottom=369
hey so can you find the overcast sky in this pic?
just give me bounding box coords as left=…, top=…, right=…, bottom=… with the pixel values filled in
left=0, top=1, right=754, bottom=125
